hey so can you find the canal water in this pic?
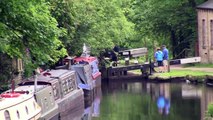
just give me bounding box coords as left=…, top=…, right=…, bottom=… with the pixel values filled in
left=63, top=80, right=213, bottom=120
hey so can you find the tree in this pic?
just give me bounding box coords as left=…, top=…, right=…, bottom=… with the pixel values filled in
left=129, top=0, right=205, bottom=59
left=48, top=0, right=135, bottom=56
left=0, top=0, right=67, bottom=76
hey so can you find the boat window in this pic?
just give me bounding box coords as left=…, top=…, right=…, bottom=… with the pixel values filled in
left=49, top=91, right=52, bottom=96
left=71, top=81, right=75, bottom=90
left=68, top=79, right=72, bottom=90
left=64, top=80, right=68, bottom=92
left=44, top=97, right=49, bottom=109
left=66, top=79, right=69, bottom=92
left=25, top=106, right=29, bottom=114
left=17, top=110, right=20, bottom=119
left=33, top=102, right=36, bottom=110
left=53, top=85, right=59, bottom=100
left=4, top=110, right=11, bottom=120
left=62, top=81, right=67, bottom=94
left=70, top=75, right=76, bottom=90
left=49, top=91, right=54, bottom=103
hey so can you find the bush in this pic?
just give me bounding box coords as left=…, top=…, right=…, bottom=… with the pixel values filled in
left=207, top=104, right=213, bottom=118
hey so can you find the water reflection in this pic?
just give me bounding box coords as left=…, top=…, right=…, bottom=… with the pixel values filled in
left=96, top=81, right=213, bottom=120
left=61, top=87, right=102, bottom=120
left=61, top=81, right=213, bottom=120
left=157, top=84, right=170, bottom=115
left=61, top=106, right=84, bottom=120
left=83, top=87, right=102, bottom=120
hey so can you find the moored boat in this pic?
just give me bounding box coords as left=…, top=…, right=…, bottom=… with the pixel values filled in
left=0, top=86, right=41, bottom=120
left=72, top=56, right=102, bottom=90
left=55, top=44, right=102, bottom=99
left=71, top=44, right=101, bottom=90
left=19, top=69, right=84, bottom=120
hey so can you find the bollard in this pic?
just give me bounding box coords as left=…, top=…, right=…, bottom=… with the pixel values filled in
left=149, top=59, right=152, bottom=75
left=125, top=57, right=129, bottom=65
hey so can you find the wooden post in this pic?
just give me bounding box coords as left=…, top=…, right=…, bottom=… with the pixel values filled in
left=168, top=60, right=170, bottom=72
left=149, top=59, right=152, bottom=75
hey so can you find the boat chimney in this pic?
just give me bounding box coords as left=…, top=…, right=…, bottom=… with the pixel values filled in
left=83, top=43, right=87, bottom=53
left=81, top=43, right=90, bottom=57
left=65, top=56, right=74, bottom=70
left=33, top=70, right=37, bottom=93
left=11, top=80, right=15, bottom=93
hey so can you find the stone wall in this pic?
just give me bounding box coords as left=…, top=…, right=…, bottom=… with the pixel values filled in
left=197, top=9, right=213, bottom=63
left=12, top=58, right=24, bottom=85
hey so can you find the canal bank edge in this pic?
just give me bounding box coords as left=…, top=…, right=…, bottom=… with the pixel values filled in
left=148, top=73, right=213, bottom=84
left=144, top=65, right=213, bottom=83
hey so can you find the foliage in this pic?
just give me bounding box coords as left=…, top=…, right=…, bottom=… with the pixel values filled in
left=129, top=0, right=205, bottom=59
left=48, top=0, right=135, bottom=56
left=0, top=0, right=67, bottom=76
left=0, top=53, right=13, bottom=83
left=0, top=0, right=209, bottom=78
left=207, top=104, right=213, bottom=119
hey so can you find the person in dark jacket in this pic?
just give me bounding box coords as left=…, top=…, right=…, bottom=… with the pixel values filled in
left=110, top=50, right=118, bottom=66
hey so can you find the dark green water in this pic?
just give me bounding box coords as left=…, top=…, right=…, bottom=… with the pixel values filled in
left=64, top=80, right=213, bottom=120
left=92, top=81, right=213, bottom=120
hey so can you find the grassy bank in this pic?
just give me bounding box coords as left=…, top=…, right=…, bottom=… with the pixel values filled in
left=148, top=69, right=213, bottom=81
left=158, top=69, right=213, bottom=77
left=131, top=67, right=213, bottom=81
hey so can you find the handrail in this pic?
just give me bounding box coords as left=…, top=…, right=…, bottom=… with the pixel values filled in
left=173, top=48, right=191, bottom=59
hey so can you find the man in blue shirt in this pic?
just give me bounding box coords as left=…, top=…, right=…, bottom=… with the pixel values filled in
left=162, top=45, right=169, bottom=72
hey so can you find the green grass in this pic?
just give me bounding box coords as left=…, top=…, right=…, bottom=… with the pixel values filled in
left=160, top=70, right=213, bottom=77
left=147, top=69, right=213, bottom=81
left=131, top=69, right=213, bottom=79
left=133, top=69, right=213, bottom=75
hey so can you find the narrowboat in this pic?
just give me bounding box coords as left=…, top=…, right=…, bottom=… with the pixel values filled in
left=0, top=85, right=41, bottom=120
left=19, top=69, right=84, bottom=120
left=72, top=56, right=102, bottom=90
left=55, top=44, right=102, bottom=98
